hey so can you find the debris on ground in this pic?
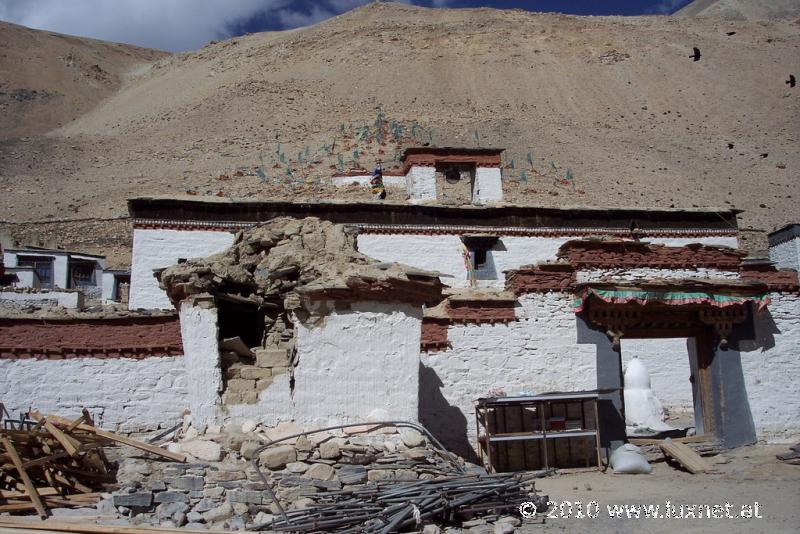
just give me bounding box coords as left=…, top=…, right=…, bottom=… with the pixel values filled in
left=776, top=442, right=800, bottom=465
left=259, top=472, right=544, bottom=532
left=0, top=409, right=184, bottom=518
left=658, top=439, right=713, bottom=474
left=0, top=416, right=547, bottom=531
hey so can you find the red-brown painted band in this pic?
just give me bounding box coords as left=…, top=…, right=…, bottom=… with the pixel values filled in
left=0, top=316, right=183, bottom=360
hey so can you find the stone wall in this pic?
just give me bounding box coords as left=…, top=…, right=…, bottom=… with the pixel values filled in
left=228, top=302, right=423, bottom=427
left=179, top=301, right=223, bottom=428
left=419, top=292, right=598, bottom=455
left=0, top=288, right=84, bottom=309
left=0, top=356, right=187, bottom=432
left=769, top=237, right=800, bottom=272
left=739, top=292, right=800, bottom=441
left=130, top=229, right=235, bottom=310
left=404, top=166, right=437, bottom=203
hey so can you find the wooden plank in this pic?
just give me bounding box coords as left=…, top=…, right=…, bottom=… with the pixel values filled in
left=0, top=436, right=48, bottom=518
left=43, top=422, right=81, bottom=458
left=44, top=415, right=186, bottom=463
left=0, top=518, right=230, bottom=533
left=66, top=415, right=88, bottom=433
left=660, top=440, right=712, bottom=474
left=628, top=435, right=711, bottom=446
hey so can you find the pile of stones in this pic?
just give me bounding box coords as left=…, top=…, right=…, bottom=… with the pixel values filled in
left=60, top=421, right=527, bottom=532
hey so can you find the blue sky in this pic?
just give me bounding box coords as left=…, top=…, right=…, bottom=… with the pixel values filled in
left=0, top=1, right=693, bottom=52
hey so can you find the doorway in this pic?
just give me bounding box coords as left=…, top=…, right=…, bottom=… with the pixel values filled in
left=620, top=337, right=701, bottom=436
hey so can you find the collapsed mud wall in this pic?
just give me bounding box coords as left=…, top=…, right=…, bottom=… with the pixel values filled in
left=158, top=217, right=443, bottom=423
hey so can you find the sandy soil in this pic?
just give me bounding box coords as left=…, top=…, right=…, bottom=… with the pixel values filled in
left=521, top=443, right=800, bottom=533
left=0, top=1, right=799, bottom=264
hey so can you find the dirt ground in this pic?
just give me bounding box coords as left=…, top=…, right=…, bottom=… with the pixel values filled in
left=521, top=443, right=800, bottom=533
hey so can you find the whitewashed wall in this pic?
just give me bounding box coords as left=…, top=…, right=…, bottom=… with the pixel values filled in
left=129, top=229, right=235, bottom=310
left=739, top=292, right=800, bottom=442
left=769, top=238, right=800, bottom=272
left=3, top=252, right=68, bottom=288
left=359, top=234, right=739, bottom=290
left=405, top=166, right=437, bottom=203
left=331, top=175, right=406, bottom=187
left=420, top=293, right=597, bottom=449
left=472, top=167, right=503, bottom=203
left=101, top=272, right=117, bottom=303
left=179, top=302, right=223, bottom=427
left=620, top=338, right=695, bottom=413
left=0, top=289, right=83, bottom=309
left=5, top=268, right=39, bottom=288
left=229, top=302, right=422, bottom=427
left=0, top=356, right=187, bottom=432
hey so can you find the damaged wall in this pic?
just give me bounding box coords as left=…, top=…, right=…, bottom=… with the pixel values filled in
left=179, top=301, right=223, bottom=427
left=228, top=301, right=422, bottom=426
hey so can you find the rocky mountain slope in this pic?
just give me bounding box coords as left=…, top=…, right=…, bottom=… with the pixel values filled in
left=0, top=2, right=798, bottom=265
left=0, top=21, right=166, bottom=140
left=675, top=0, right=800, bottom=20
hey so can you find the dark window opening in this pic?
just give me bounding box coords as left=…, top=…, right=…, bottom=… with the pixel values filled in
left=460, top=236, right=500, bottom=281
left=473, top=249, right=488, bottom=269
left=16, top=256, right=54, bottom=288
left=217, top=301, right=266, bottom=350
left=113, top=274, right=131, bottom=302
left=68, top=260, right=97, bottom=289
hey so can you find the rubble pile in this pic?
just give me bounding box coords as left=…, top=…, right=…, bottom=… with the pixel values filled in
left=158, top=217, right=441, bottom=314
left=85, top=421, right=541, bottom=532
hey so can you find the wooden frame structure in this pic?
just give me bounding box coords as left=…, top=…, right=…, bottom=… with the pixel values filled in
left=475, top=392, right=602, bottom=472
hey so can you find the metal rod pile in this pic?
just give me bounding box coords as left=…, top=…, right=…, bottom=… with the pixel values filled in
left=255, top=472, right=544, bottom=533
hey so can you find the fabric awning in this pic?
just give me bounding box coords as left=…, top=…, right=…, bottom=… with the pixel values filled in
left=573, top=286, right=771, bottom=313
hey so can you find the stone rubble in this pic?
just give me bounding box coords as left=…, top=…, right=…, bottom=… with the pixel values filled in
left=41, top=421, right=535, bottom=532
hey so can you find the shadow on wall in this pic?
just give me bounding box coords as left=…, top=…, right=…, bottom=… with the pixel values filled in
left=418, top=362, right=480, bottom=463
left=737, top=307, right=780, bottom=353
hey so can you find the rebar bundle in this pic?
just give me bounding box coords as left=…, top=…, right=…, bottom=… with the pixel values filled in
left=254, top=472, right=545, bottom=533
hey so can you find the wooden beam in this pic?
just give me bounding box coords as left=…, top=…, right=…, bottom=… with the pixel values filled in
left=628, top=434, right=711, bottom=446
left=0, top=436, right=48, bottom=518
left=660, top=440, right=712, bottom=474
left=0, top=518, right=230, bottom=533
left=44, top=415, right=186, bottom=463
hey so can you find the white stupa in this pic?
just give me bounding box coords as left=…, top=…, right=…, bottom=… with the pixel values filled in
left=624, top=357, right=674, bottom=433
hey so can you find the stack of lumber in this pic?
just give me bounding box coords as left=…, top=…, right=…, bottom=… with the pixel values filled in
left=0, top=410, right=185, bottom=518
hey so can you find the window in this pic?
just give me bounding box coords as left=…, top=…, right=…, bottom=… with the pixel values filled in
left=473, top=249, right=488, bottom=269
left=68, top=260, right=97, bottom=289
left=16, top=256, right=54, bottom=288
left=461, top=236, right=500, bottom=282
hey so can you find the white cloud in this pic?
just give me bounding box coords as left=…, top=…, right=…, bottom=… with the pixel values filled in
left=0, top=0, right=434, bottom=52
left=0, top=0, right=292, bottom=51
left=645, top=0, right=688, bottom=15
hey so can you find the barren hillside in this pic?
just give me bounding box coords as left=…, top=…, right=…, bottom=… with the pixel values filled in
left=675, top=0, right=800, bottom=20
left=0, top=21, right=166, bottom=140
left=1, top=2, right=798, bottom=266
